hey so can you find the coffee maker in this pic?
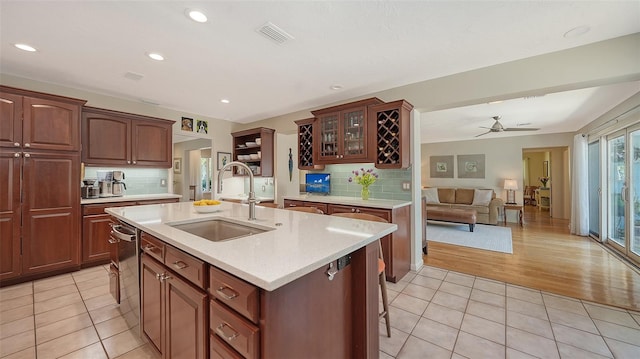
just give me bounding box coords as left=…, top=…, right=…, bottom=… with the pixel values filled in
left=97, top=171, right=114, bottom=197
left=81, top=179, right=99, bottom=199
left=112, top=171, right=126, bottom=196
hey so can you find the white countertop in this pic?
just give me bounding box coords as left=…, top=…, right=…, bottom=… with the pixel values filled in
left=81, top=193, right=181, bottom=205
left=105, top=201, right=397, bottom=291
left=283, top=194, right=412, bottom=209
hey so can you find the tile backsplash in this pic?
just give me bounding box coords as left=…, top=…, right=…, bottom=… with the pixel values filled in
left=84, top=167, right=169, bottom=195
left=308, top=163, right=411, bottom=201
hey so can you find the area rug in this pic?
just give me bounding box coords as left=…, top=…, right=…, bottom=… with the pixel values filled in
left=427, top=221, right=513, bottom=254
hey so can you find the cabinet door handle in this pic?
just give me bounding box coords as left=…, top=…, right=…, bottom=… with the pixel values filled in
left=133, top=161, right=137, bottom=164
left=127, top=161, right=131, bottom=164
left=14, top=142, right=20, bottom=147
left=14, top=153, right=20, bottom=158
left=23, top=153, right=30, bottom=158
left=108, top=238, right=119, bottom=244
left=172, top=261, right=188, bottom=270
left=143, top=244, right=157, bottom=252
left=216, top=323, right=239, bottom=341
left=351, top=208, right=356, bottom=212
left=216, top=286, right=239, bottom=300
left=24, top=143, right=30, bottom=148
left=160, top=273, right=172, bottom=281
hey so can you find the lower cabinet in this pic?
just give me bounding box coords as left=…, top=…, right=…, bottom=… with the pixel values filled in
left=282, top=199, right=411, bottom=282
left=141, top=253, right=208, bottom=359
left=82, top=198, right=178, bottom=266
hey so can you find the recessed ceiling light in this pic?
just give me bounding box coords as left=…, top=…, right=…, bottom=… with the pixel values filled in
left=564, top=25, right=590, bottom=38
left=147, top=53, right=164, bottom=61
left=15, top=43, right=36, bottom=52
left=187, top=9, right=207, bottom=23
left=330, top=85, right=343, bottom=90
left=220, top=99, right=230, bottom=104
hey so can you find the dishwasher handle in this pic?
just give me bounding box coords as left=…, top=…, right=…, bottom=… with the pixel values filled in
left=110, top=223, right=137, bottom=242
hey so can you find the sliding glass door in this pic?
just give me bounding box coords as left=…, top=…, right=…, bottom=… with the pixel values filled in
left=588, top=140, right=600, bottom=238
left=606, top=125, right=640, bottom=264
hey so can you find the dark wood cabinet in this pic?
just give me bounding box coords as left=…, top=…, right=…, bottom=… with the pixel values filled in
left=82, top=107, right=174, bottom=168
left=1, top=86, right=83, bottom=151
left=231, top=127, right=275, bottom=177
left=294, top=118, right=324, bottom=170
left=369, top=100, right=413, bottom=169
left=311, top=98, right=383, bottom=165
left=0, top=87, right=85, bottom=286
left=327, top=203, right=411, bottom=282
left=81, top=198, right=179, bottom=267
left=21, top=151, right=81, bottom=275
left=0, top=150, right=22, bottom=281
left=141, top=238, right=207, bottom=359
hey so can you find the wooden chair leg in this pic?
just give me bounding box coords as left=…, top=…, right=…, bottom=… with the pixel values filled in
left=378, top=240, right=391, bottom=337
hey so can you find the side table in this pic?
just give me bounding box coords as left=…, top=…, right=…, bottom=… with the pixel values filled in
left=503, top=203, right=523, bottom=226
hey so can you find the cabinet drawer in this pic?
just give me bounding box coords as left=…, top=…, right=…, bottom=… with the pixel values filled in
left=82, top=201, right=136, bottom=215
left=141, top=233, right=165, bottom=262
left=327, top=204, right=390, bottom=221
left=210, top=300, right=259, bottom=359
left=210, top=333, right=244, bottom=359
left=283, top=200, right=328, bottom=214
left=209, top=266, right=259, bottom=324
left=165, top=245, right=206, bottom=289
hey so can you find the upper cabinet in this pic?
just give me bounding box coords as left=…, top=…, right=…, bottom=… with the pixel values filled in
left=294, top=118, right=324, bottom=170
left=231, top=127, right=275, bottom=177
left=311, top=98, right=383, bottom=165
left=1, top=86, right=85, bottom=151
left=82, top=107, right=174, bottom=168
left=369, top=100, right=414, bottom=169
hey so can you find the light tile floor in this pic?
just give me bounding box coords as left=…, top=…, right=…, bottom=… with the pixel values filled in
left=1, top=264, right=640, bottom=358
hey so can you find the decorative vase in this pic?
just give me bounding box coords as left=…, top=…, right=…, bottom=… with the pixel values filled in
left=361, top=186, right=370, bottom=200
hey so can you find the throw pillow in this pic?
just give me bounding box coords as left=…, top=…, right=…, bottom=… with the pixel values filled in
left=423, top=188, right=440, bottom=204
left=472, top=189, right=493, bottom=206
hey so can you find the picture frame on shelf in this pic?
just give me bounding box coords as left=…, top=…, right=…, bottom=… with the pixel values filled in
left=173, top=158, right=182, bottom=174
left=217, top=152, right=231, bottom=170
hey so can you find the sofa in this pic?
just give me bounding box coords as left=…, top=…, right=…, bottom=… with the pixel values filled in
left=422, top=187, right=504, bottom=225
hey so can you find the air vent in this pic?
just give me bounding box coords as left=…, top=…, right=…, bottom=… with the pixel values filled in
left=257, top=22, right=294, bottom=44
left=124, top=71, right=144, bottom=81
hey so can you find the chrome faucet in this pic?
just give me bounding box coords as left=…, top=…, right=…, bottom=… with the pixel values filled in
left=217, top=161, right=257, bottom=221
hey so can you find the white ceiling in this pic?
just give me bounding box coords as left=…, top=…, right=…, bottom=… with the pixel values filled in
left=1, top=1, right=639, bottom=142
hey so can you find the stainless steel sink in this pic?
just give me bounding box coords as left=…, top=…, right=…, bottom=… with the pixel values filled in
left=168, top=218, right=271, bottom=242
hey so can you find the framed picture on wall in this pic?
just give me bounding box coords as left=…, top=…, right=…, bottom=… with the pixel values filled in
left=181, top=117, right=194, bottom=132
left=457, top=154, right=485, bottom=178
left=217, top=152, right=231, bottom=170
left=430, top=155, right=454, bottom=178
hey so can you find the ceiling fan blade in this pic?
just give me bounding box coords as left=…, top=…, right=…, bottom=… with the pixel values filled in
left=503, top=128, right=540, bottom=132
left=479, top=126, right=493, bottom=130
left=475, top=131, right=492, bottom=138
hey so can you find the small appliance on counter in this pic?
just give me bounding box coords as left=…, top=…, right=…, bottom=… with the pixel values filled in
left=97, top=170, right=114, bottom=197
left=81, top=179, right=99, bottom=199
left=112, top=170, right=126, bottom=196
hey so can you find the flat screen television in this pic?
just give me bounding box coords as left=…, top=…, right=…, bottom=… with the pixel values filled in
left=305, top=173, right=331, bottom=194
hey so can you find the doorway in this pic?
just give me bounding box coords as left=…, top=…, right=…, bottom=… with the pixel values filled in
left=173, top=138, right=212, bottom=202
left=605, top=124, right=640, bottom=265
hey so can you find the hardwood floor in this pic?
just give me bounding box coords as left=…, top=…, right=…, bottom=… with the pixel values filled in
left=423, top=205, right=640, bottom=311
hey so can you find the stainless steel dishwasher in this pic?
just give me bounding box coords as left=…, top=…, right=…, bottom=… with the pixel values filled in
left=109, top=219, right=141, bottom=331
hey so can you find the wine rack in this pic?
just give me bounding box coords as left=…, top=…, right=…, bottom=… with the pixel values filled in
left=295, top=118, right=324, bottom=170
left=369, top=100, right=413, bottom=169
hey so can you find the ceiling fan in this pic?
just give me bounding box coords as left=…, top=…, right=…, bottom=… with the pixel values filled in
left=475, top=116, right=539, bottom=137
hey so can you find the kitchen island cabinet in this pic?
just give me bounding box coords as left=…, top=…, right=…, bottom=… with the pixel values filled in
left=82, top=107, right=174, bottom=168
left=106, top=201, right=395, bottom=358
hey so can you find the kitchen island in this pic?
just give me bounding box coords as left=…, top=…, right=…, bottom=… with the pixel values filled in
left=106, top=201, right=396, bottom=358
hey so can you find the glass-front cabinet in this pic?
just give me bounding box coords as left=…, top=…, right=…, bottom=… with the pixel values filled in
left=312, top=98, right=383, bottom=164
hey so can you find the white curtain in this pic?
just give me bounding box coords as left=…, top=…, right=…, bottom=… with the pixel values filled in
left=570, top=134, right=589, bottom=235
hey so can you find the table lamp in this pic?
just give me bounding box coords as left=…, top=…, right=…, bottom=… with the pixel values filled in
left=504, top=179, right=518, bottom=204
